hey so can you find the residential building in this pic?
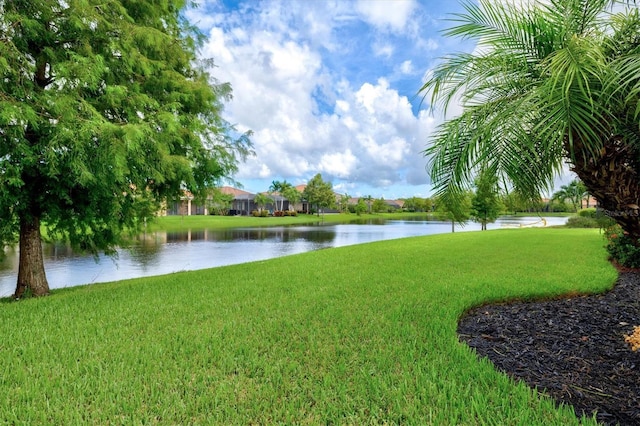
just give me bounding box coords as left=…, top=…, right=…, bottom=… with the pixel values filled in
left=161, top=186, right=406, bottom=216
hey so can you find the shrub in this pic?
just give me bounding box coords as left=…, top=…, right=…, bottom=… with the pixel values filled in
left=570, top=208, right=616, bottom=229
left=566, top=216, right=599, bottom=228
left=604, top=224, right=640, bottom=268
left=273, top=211, right=284, bottom=217
left=549, top=201, right=570, bottom=212
left=578, top=208, right=597, bottom=218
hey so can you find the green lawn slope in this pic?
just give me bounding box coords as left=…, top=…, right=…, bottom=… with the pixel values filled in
left=0, top=228, right=616, bottom=424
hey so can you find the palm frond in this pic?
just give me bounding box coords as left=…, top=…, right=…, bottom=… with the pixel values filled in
left=537, top=35, right=612, bottom=160
left=447, top=0, right=564, bottom=60
left=422, top=0, right=640, bottom=213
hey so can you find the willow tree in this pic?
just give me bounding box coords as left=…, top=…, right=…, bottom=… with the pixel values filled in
left=421, top=0, right=640, bottom=240
left=0, top=0, right=252, bottom=297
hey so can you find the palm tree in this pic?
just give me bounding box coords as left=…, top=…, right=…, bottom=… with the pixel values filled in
left=420, top=0, right=640, bottom=243
left=552, top=180, right=588, bottom=212
left=268, top=180, right=282, bottom=212
left=279, top=181, right=293, bottom=211
left=282, top=185, right=301, bottom=212
left=269, top=180, right=292, bottom=211
left=253, top=193, right=270, bottom=213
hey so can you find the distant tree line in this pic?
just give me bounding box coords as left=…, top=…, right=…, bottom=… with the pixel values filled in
left=217, top=173, right=591, bottom=230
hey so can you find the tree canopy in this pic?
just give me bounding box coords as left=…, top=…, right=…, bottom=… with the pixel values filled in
left=434, top=191, right=472, bottom=233
left=0, top=0, right=252, bottom=297
left=303, top=174, right=335, bottom=216
left=282, top=186, right=302, bottom=212
left=470, top=171, right=502, bottom=230
left=421, top=0, right=640, bottom=243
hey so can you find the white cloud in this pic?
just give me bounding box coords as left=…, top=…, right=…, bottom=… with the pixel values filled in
left=356, top=0, right=417, bottom=32
left=372, top=41, right=394, bottom=58
left=399, top=60, right=414, bottom=75
left=319, top=149, right=358, bottom=178
left=193, top=0, right=471, bottom=197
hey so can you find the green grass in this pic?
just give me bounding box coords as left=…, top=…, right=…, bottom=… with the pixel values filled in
left=148, top=212, right=433, bottom=231
left=0, top=228, right=616, bottom=424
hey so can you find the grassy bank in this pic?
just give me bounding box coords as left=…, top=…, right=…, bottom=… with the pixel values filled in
left=0, top=228, right=616, bottom=424
left=148, top=212, right=433, bottom=232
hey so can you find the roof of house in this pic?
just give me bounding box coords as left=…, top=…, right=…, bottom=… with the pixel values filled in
left=220, top=186, right=254, bottom=197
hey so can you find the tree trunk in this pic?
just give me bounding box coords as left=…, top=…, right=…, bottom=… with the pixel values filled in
left=569, top=137, right=640, bottom=243
left=15, top=216, right=50, bottom=298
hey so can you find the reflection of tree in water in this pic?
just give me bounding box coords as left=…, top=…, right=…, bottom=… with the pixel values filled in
left=126, top=232, right=164, bottom=266
left=297, top=228, right=336, bottom=243
left=346, top=218, right=386, bottom=225
left=0, top=246, right=19, bottom=271
left=165, top=230, right=207, bottom=242
left=43, top=242, right=75, bottom=260
left=163, top=227, right=338, bottom=244
left=234, top=227, right=337, bottom=244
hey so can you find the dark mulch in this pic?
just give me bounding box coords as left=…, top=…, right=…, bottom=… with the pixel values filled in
left=458, top=271, right=640, bottom=426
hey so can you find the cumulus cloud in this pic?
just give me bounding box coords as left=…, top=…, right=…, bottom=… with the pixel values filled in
left=191, top=0, right=468, bottom=197
left=355, top=0, right=417, bottom=33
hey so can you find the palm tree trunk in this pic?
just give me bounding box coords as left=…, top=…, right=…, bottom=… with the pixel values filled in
left=569, top=137, right=640, bottom=243
left=15, top=215, right=50, bottom=298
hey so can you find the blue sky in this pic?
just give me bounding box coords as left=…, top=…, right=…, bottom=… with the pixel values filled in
left=186, top=0, right=569, bottom=199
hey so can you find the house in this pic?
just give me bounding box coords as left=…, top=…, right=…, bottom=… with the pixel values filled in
left=219, top=186, right=256, bottom=215
left=162, top=190, right=204, bottom=216
left=162, top=186, right=301, bottom=216
left=385, top=199, right=404, bottom=210
left=161, top=185, right=407, bottom=216
left=161, top=187, right=244, bottom=216
left=581, top=195, right=598, bottom=209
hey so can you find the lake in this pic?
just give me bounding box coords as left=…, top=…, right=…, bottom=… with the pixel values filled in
left=0, top=216, right=568, bottom=297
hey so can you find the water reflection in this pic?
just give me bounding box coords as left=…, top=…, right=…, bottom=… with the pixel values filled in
left=160, top=227, right=340, bottom=244
left=0, top=216, right=567, bottom=297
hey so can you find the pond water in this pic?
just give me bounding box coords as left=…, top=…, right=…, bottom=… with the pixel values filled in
left=0, top=216, right=568, bottom=297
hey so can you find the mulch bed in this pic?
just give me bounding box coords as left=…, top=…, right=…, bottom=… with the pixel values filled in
left=458, top=271, right=640, bottom=426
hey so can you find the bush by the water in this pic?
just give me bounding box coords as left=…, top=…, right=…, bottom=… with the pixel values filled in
left=578, top=208, right=597, bottom=218
left=566, top=208, right=616, bottom=229
left=273, top=210, right=298, bottom=217
left=567, top=209, right=640, bottom=267
left=564, top=210, right=640, bottom=267
left=566, top=216, right=599, bottom=228
left=251, top=210, right=298, bottom=217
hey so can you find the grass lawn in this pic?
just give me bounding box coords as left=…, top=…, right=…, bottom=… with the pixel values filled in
left=147, top=212, right=433, bottom=232
left=0, top=228, right=616, bottom=424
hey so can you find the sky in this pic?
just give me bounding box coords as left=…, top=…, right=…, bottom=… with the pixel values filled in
left=185, top=0, right=570, bottom=199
